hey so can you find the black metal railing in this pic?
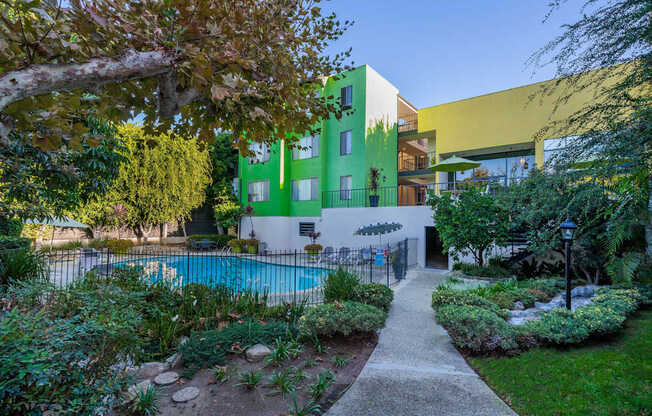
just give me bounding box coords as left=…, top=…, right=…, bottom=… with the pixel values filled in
left=398, top=113, right=418, bottom=133
left=8, top=240, right=410, bottom=306
left=398, top=151, right=435, bottom=172
left=322, top=177, right=526, bottom=209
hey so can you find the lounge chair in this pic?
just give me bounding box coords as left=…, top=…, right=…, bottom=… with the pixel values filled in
left=320, top=246, right=336, bottom=264
left=336, top=247, right=352, bottom=264
left=197, top=239, right=216, bottom=250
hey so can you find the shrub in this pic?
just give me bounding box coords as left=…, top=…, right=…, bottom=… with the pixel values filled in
left=486, top=287, right=539, bottom=309
left=245, top=238, right=258, bottom=246
left=180, top=319, right=289, bottom=371
left=0, top=216, right=23, bottom=237
left=86, top=239, right=109, bottom=249
left=0, top=309, right=136, bottom=414
left=352, top=283, right=393, bottom=312
left=0, top=236, right=31, bottom=250
left=435, top=305, right=518, bottom=353
left=0, top=248, right=47, bottom=287
left=298, top=301, right=386, bottom=338
left=53, top=240, right=84, bottom=250
left=518, top=278, right=565, bottom=297
left=453, top=262, right=512, bottom=278
left=593, top=288, right=641, bottom=314
left=323, top=268, right=360, bottom=303
left=525, top=308, right=591, bottom=345
left=227, top=238, right=246, bottom=248
left=431, top=288, right=509, bottom=319
left=105, top=239, right=134, bottom=254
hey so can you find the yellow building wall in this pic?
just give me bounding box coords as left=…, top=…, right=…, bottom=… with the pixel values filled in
left=418, top=65, right=626, bottom=173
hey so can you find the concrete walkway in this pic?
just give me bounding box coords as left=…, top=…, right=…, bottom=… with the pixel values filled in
left=326, top=269, right=517, bottom=416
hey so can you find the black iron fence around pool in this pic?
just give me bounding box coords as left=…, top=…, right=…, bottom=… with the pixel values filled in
left=3, top=239, right=412, bottom=305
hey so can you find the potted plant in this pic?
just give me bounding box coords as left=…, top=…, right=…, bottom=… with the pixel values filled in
left=228, top=238, right=244, bottom=253
left=368, top=167, right=386, bottom=207
left=246, top=231, right=258, bottom=254
left=304, top=231, right=322, bottom=261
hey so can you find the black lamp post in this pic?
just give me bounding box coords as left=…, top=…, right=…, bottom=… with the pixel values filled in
left=560, top=216, right=577, bottom=310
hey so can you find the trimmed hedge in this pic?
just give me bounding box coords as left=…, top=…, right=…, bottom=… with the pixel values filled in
left=436, top=305, right=518, bottom=353
left=298, top=301, right=387, bottom=338
left=432, top=288, right=509, bottom=319
left=105, top=239, right=134, bottom=254
left=352, top=283, right=394, bottom=312
left=452, top=262, right=511, bottom=278
left=432, top=284, right=645, bottom=355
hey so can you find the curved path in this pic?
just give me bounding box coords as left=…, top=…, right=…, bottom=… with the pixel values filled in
left=326, top=269, right=516, bottom=416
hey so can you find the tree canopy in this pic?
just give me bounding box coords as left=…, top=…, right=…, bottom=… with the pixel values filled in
left=428, top=189, right=510, bottom=267
left=75, top=124, right=211, bottom=240
left=0, top=0, right=352, bottom=152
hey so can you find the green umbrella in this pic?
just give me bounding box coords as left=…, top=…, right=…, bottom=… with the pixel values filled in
left=429, top=155, right=481, bottom=193
left=25, top=216, right=89, bottom=250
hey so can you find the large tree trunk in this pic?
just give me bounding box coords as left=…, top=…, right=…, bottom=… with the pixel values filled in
left=160, top=223, right=168, bottom=243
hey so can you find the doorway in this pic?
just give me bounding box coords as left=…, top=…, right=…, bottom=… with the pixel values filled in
left=425, top=226, right=448, bottom=269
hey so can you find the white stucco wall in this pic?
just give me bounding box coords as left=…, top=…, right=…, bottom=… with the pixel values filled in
left=365, top=65, right=398, bottom=130
left=240, top=206, right=434, bottom=267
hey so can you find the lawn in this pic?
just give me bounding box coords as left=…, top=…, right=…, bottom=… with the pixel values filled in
left=470, top=309, right=652, bottom=416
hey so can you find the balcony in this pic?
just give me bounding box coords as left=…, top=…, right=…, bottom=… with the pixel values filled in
left=322, top=177, right=518, bottom=209
left=398, top=151, right=435, bottom=173
left=398, top=113, right=418, bottom=134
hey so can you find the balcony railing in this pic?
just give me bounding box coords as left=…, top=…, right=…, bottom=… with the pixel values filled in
left=398, top=114, right=418, bottom=134
left=398, top=151, right=435, bottom=172
left=322, top=177, right=524, bottom=209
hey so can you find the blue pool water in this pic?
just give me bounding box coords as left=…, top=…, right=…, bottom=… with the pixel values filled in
left=115, top=255, right=328, bottom=293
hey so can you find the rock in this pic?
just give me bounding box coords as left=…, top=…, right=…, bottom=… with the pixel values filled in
left=245, top=344, right=272, bottom=362
left=172, top=387, right=200, bottom=403
left=166, top=353, right=183, bottom=369
left=124, top=380, right=152, bottom=404
left=571, top=285, right=596, bottom=298
left=135, top=362, right=169, bottom=378
left=513, top=301, right=525, bottom=310
left=154, top=371, right=180, bottom=386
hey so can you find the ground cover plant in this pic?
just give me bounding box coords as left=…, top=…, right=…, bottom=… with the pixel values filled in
left=470, top=309, right=652, bottom=416
left=432, top=279, right=648, bottom=355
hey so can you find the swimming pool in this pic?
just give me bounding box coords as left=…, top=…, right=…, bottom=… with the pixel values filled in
left=116, top=255, right=328, bottom=293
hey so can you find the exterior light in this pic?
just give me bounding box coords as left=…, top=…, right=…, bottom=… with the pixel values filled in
left=520, top=157, right=525, bottom=165
left=560, top=217, right=577, bottom=242
left=523, top=161, right=529, bottom=170
left=560, top=216, right=577, bottom=309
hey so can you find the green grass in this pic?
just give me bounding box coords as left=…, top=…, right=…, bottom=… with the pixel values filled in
left=470, top=309, right=652, bottom=416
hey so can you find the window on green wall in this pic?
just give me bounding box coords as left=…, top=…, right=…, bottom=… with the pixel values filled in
left=340, top=85, right=353, bottom=108
left=340, top=130, right=352, bottom=155
left=291, top=177, right=318, bottom=201
left=248, top=142, right=270, bottom=164
left=292, top=134, right=319, bottom=160
left=248, top=180, right=269, bottom=202
left=340, top=175, right=352, bottom=200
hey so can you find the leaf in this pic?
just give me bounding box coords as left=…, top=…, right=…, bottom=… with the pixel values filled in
left=210, top=85, right=230, bottom=101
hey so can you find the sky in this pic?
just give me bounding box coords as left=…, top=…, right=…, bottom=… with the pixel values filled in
left=322, top=0, right=586, bottom=109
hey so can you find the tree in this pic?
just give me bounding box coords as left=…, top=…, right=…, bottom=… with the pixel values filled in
left=207, top=132, right=242, bottom=234
left=0, top=114, right=124, bottom=220
left=428, top=190, right=509, bottom=267
left=500, top=169, right=620, bottom=284
left=0, top=0, right=352, bottom=152
left=77, top=124, right=211, bottom=242
left=530, top=0, right=651, bottom=274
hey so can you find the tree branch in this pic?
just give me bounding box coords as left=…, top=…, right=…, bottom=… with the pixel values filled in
left=0, top=50, right=175, bottom=113
left=157, top=70, right=203, bottom=119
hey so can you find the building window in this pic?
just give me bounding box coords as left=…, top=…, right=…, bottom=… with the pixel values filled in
left=248, top=142, right=270, bottom=164
left=299, top=222, right=315, bottom=236
left=544, top=136, right=577, bottom=166
left=340, top=130, right=352, bottom=155
left=340, top=175, right=352, bottom=200
left=340, top=85, right=353, bottom=108
left=247, top=180, right=270, bottom=202
left=292, top=134, right=319, bottom=160
left=232, top=178, right=239, bottom=198
left=292, top=177, right=318, bottom=201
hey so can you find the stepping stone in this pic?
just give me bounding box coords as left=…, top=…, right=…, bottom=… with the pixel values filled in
left=246, top=344, right=271, bottom=362
left=135, top=362, right=169, bottom=378
left=172, top=387, right=200, bottom=403
left=154, top=371, right=180, bottom=386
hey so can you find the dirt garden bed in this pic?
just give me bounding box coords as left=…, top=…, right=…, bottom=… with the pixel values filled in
left=129, top=334, right=377, bottom=416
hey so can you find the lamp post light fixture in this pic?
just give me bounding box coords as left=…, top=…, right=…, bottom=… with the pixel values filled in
left=560, top=216, right=578, bottom=310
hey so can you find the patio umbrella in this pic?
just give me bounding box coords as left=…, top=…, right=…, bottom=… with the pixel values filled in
left=354, top=222, right=403, bottom=245
left=429, top=155, right=481, bottom=193
left=25, top=216, right=89, bottom=250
